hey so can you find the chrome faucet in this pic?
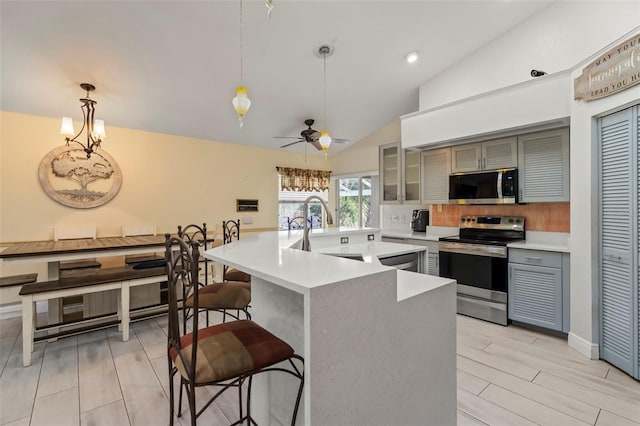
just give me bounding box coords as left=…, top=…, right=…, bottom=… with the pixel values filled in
left=301, top=195, right=334, bottom=252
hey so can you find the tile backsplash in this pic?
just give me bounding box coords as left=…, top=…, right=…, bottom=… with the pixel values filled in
left=430, top=202, right=569, bottom=232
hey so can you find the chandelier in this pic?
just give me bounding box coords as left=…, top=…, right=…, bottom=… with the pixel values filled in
left=60, top=83, right=106, bottom=158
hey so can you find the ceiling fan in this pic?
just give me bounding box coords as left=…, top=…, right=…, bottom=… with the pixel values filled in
left=274, top=119, right=349, bottom=151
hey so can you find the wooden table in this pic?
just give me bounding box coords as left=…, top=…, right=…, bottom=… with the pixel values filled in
left=0, top=235, right=168, bottom=366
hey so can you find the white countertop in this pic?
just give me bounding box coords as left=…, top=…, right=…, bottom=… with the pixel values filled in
left=314, top=241, right=427, bottom=264
left=381, top=226, right=458, bottom=241
left=507, top=231, right=570, bottom=253
left=204, top=229, right=453, bottom=299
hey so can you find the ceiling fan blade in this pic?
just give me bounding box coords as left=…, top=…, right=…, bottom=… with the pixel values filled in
left=312, top=140, right=323, bottom=151
left=332, top=138, right=350, bottom=143
left=273, top=136, right=301, bottom=140
left=280, top=140, right=304, bottom=148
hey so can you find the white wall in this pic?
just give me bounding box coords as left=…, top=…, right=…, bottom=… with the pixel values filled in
left=419, top=1, right=640, bottom=110
left=416, top=0, right=640, bottom=358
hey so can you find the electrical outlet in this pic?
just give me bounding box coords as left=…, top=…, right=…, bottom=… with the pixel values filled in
left=437, top=204, right=443, bottom=212
left=367, top=234, right=375, bottom=241
left=340, top=237, right=349, bottom=244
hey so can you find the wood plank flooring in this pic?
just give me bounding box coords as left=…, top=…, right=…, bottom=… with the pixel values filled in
left=0, top=312, right=638, bottom=425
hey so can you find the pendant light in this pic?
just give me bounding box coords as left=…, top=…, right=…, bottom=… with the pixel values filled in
left=60, top=83, right=106, bottom=158
left=318, top=45, right=332, bottom=157
left=232, top=0, right=251, bottom=127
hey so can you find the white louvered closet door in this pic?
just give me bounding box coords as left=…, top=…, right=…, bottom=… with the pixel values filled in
left=599, top=105, right=639, bottom=378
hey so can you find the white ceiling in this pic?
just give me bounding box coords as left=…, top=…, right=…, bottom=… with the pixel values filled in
left=1, top=0, right=554, bottom=156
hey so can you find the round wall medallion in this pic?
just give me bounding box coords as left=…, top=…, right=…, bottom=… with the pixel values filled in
left=38, top=146, right=122, bottom=209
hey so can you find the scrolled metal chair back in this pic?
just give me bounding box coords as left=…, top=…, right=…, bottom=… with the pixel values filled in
left=164, top=234, right=201, bottom=380
left=222, top=219, right=240, bottom=245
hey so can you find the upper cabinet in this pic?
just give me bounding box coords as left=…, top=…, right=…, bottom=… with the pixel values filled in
left=380, top=143, right=401, bottom=204
left=451, top=137, right=518, bottom=173
left=403, top=150, right=421, bottom=203
left=517, top=128, right=569, bottom=203
left=379, top=143, right=421, bottom=204
left=421, top=148, right=451, bottom=205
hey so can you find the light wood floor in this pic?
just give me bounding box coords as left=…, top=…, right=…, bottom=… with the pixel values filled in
left=0, top=312, right=638, bottom=425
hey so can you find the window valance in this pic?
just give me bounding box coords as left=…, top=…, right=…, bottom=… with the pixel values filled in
left=277, top=167, right=331, bottom=192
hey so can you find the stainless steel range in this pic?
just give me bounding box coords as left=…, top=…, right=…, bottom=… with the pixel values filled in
left=438, top=215, right=525, bottom=326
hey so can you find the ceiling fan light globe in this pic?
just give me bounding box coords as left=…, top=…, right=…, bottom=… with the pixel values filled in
left=319, top=130, right=332, bottom=149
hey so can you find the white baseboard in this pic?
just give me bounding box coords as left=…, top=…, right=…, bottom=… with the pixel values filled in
left=0, top=302, right=48, bottom=320
left=568, top=332, right=600, bottom=360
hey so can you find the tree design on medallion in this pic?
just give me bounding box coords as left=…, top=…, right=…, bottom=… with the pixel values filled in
left=39, top=146, right=122, bottom=209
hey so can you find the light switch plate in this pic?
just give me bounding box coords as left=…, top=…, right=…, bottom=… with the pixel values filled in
left=340, top=237, right=349, bottom=244
left=367, top=234, right=375, bottom=241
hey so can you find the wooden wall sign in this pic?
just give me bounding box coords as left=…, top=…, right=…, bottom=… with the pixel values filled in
left=38, top=146, right=122, bottom=209
left=574, top=33, right=640, bottom=102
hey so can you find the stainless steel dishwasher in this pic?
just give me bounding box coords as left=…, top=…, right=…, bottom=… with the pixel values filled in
left=378, top=252, right=420, bottom=272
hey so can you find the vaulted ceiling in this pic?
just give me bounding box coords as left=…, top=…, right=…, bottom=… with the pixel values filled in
left=1, top=1, right=553, bottom=156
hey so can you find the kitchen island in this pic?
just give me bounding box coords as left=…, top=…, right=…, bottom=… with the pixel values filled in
left=204, top=228, right=456, bottom=426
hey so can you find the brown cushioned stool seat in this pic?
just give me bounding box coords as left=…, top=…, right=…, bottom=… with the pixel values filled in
left=223, top=268, right=251, bottom=283
left=170, top=319, right=294, bottom=384
left=184, top=281, right=251, bottom=310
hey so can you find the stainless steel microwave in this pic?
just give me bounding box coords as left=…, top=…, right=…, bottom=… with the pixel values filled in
left=449, top=169, right=518, bottom=205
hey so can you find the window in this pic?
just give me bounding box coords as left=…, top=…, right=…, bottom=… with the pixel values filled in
left=277, top=168, right=330, bottom=230
left=336, top=175, right=379, bottom=228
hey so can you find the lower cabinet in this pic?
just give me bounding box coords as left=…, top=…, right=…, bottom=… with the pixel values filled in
left=508, top=249, right=569, bottom=332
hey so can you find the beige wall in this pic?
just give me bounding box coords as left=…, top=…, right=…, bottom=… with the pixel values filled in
left=331, top=119, right=400, bottom=176
left=0, top=111, right=330, bottom=244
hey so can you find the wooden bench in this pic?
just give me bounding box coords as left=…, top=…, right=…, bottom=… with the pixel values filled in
left=20, top=264, right=167, bottom=366
left=0, top=273, right=37, bottom=287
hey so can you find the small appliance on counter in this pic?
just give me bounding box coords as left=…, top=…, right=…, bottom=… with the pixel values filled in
left=410, top=209, right=429, bottom=232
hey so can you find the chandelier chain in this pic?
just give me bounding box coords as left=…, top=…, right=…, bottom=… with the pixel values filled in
left=323, top=49, right=327, bottom=130
left=240, top=0, right=244, bottom=86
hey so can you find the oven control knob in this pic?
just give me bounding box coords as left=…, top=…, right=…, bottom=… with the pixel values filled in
left=508, top=218, right=514, bottom=223
left=515, top=219, right=521, bottom=224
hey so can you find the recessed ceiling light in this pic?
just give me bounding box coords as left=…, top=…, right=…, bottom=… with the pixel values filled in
left=405, top=51, right=419, bottom=64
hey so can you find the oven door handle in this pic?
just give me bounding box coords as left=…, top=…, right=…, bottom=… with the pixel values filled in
left=438, top=242, right=507, bottom=258
left=497, top=171, right=503, bottom=199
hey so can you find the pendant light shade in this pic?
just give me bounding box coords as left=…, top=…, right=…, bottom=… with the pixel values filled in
left=232, top=86, right=251, bottom=127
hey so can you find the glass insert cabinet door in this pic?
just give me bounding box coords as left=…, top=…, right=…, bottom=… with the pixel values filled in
left=380, top=144, right=400, bottom=203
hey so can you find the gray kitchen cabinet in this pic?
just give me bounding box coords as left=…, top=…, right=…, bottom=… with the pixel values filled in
left=421, top=148, right=451, bottom=204
left=517, top=128, right=569, bottom=203
left=508, top=248, right=570, bottom=332
left=380, top=143, right=401, bottom=204
left=379, top=143, right=421, bottom=204
left=451, top=137, right=517, bottom=173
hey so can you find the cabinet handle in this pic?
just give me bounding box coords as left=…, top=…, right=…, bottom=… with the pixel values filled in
left=525, top=256, right=542, bottom=263
left=483, top=158, right=486, bottom=169
left=604, top=254, right=623, bottom=262
left=477, top=159, right=481, bottom=169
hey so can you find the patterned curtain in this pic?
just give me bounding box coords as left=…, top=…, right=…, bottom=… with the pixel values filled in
left=278, top=167, right=331, bottom=192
